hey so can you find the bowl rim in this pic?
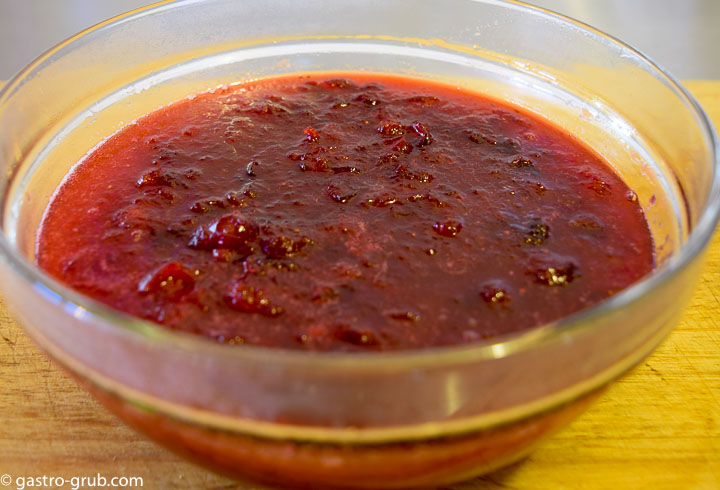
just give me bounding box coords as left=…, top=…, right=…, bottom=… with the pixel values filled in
left=1, top=0, right=719, bottom=369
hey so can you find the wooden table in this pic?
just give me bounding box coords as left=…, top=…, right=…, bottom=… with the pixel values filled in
left=1, top=81, right=718, bottom=489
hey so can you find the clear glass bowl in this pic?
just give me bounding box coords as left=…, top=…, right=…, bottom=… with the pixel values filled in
left=0, top=0, right=718, bottom=487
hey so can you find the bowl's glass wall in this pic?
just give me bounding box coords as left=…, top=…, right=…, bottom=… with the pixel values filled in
left=0, top=0, right=716, bottom=442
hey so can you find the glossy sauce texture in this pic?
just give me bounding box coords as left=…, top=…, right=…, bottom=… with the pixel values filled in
left=37, top=74, right=653, bottom=351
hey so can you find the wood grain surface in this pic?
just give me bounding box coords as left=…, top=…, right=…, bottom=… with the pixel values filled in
left=0, top=81, right=718, bottom=490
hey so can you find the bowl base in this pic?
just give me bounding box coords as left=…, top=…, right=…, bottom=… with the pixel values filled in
left=82, top=379, right=601, bottom=489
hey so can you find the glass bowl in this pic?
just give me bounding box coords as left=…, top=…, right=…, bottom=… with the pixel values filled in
left=0, top=0, right=718, bottom=487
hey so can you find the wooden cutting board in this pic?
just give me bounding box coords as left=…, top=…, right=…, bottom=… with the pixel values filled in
left=0, top=81, right=718, bottom=490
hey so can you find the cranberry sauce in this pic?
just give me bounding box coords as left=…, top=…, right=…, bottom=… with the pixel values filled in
left=37, top=74, right=653, bottom=351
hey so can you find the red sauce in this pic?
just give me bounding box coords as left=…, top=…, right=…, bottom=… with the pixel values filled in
left=37, top=74, right=653, bottom=351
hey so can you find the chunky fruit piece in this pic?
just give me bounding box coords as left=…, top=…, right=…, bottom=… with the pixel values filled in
left=138, top=262, right=195, bottom=301
left=433, top=220, right=463, bottom=237
left=224, top=284, right=283, bottom=317
left=188, top=215, right=259, bottom=255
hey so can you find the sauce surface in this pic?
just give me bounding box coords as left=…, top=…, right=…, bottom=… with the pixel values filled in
left=37, top=74, right=653, bottom=351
